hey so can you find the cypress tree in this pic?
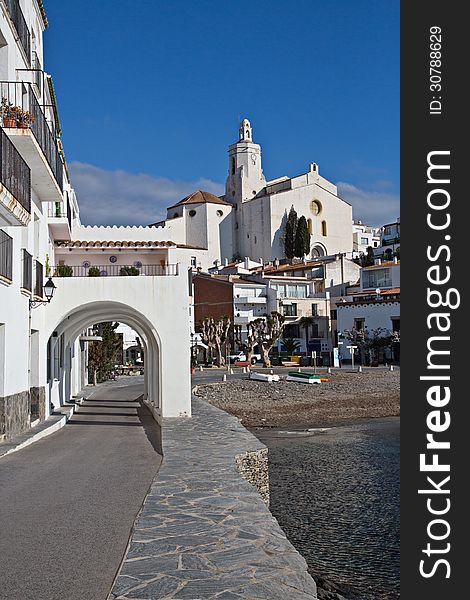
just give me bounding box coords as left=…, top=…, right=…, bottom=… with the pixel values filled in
left=284, top=206, right=298, bottom=260
left=295, top=215, right=310, bottom=258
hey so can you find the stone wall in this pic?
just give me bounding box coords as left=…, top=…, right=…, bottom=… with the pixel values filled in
left=0, top=391, right=30, bottom=441
left=30, top=387, right=46, bottom=422
left=235, top=447, right=270, bottom=505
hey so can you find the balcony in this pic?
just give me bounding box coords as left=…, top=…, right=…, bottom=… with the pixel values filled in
left=234, top=295, right=267, bottom=304
left=47, top=196, right=72, bottom=239
left=1, top=81, right=63, bottom=202
left=4, top=0, right=31, bottom=65
left=0, top=127, right=31, bottom=226
left=49, top=264, right=179, bottom=277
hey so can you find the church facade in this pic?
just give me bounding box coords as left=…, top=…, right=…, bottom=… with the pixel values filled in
left=151, top=119, right=353, bottom=270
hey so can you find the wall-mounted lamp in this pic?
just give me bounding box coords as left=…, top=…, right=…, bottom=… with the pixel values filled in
left=29, top=277, right=57, bottom=310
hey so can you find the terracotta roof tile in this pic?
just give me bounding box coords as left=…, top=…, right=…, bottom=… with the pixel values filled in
left=167, top=190, right=231, bottom=209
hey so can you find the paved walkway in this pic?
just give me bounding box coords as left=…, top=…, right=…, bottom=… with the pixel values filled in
left=110, top=397, right=317, bottom=600
left=0, top=379, right=162, bottom=600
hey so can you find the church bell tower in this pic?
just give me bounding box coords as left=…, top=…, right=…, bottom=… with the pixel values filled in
left=225, top=118, right=266, bottom=204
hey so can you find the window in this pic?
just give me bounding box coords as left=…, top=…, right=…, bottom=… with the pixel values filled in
left=311, top=303, right=319, bottom=316
left=190, top=256, right=197, bottom=267
left=330, top=309, right=337, bottom=320
left=22, top=249, right=32, bottom=291
left=282, top=303, right=297, bottom=317
left=311, top=200, right=322, bottom=215
left=34, top=260, right=43, bottom=298
left=354, top=318, right=365, bottom=332
left=188, top=209, right=196, bottom=217
left=391, top=318, right=400, bottom=332
left=307, top=218, right=313, bottom=234
left=321, top=220, right=327, bottom=236
left=284, top=324, right=300, bottom=338
left=231, top=158, right=235, bottom=175
left=362, top=268, right=392, bottom=289
left=361, top=237, right=369, bottom=245
left=0, top=229, right=13, bottom=281
left=216, top=210, right=223, bottom=217
left=173, top=212, right=179, bottom=218
left=254, top=236, right=257, bottom=244
left=373, top=241, right=379, bottom=247
left=311, top=323, right=319, bottom=338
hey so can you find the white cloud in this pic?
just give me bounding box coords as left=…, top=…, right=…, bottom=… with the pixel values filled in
left=337, top=182, right=400, bottom=226
left=69, top=162, right=224, bottom=226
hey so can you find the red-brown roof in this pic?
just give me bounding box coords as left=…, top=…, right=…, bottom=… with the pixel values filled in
left=167, top=190, right=231, bottom=209
left=55, top=240, right=175, bottom=248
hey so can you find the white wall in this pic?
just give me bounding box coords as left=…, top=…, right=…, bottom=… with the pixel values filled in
left=337, top=300, right=400, bottom=359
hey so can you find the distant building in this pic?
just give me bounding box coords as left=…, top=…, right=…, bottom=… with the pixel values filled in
left=352, top=221, right=381, bottom=255
left=374, top=218, right=400, bottom=260
left=337, top=260, right=400, bottom=363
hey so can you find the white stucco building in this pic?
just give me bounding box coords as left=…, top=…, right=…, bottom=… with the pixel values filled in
left=337, top=260, right=400, bottom=363
left=149, top=119, right=354, bottom=270
left=352, top=221, right=381, bottom=255
left=0, top=0, right=192, bottom=441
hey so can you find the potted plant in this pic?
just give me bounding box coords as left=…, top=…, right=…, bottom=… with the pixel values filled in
left=119, top=265, right=140, bottom=276
left=17, top=109, right=35, bottom=129
left=1, top=98, right=18, bottom=128
left=55, top=264, right=73, bottom=277
left=88, top=266, right=101, bottom=277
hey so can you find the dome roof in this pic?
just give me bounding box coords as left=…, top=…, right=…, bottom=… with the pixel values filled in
left=167, top=190, right=230, bottom=210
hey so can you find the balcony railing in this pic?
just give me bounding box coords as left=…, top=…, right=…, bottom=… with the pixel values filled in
left=0, top=127, right=31, bottom=213
left=48, top=196, right=72, bottom=229
left=34, top=259, right=43, bottom=297
left=50, top=264, right=179, bottom=277
left=22, top=248, right=32, bottom=291
left=0, top=228, right=13, bottom=281
left=5, top=0, right=31, bottom=65
left=0, top=81, right=63, bottom=188
left=32, top=51, right=43, bottom=92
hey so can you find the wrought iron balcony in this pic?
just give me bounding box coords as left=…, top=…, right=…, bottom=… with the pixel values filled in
left=1, top=81, right=63, bottom=200
left=49, top=264, right=179, bottom=277
left=0, top=127, right=31, bottom=225
left=4, top=0, right=31, bottom=65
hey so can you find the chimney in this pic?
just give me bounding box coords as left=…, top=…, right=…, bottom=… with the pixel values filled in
left=244, top=257, right=250, bottom=269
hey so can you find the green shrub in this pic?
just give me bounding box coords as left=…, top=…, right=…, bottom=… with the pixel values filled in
left=55, top=264, right=73, bottom=277
left=119, top=266, right=140, bottom=276
left=88, top=266, right=101, bottom=277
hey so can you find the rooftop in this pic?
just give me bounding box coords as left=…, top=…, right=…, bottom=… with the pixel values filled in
left=167, top=190, right=231, bottom=210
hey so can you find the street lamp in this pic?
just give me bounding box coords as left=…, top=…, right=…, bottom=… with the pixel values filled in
left=29, top=277, right=56, bottom=310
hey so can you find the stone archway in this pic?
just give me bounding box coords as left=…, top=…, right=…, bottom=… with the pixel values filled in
left=48, top=303, right=161, bottom=424
left=311, top=243, right=327, bottom=258
left=42, top=276, right=191, bottom=423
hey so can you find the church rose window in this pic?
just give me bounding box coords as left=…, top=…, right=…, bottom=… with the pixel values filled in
left=188, top=210, right=196, bottom=217
left=311, top=200, right=322, bottom=215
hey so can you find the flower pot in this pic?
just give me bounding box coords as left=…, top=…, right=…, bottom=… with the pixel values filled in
left=17, top=121, right=29, bottom=129
left=3, top=116, right=16, bottom=128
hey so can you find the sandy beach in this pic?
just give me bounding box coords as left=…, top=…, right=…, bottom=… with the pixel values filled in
left=194, top=370, right=400, bottom=428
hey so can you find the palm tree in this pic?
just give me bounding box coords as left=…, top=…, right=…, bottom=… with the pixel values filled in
left=298, top=316, right=315, bottom=354
left=282, top=337, right=301, bottom=355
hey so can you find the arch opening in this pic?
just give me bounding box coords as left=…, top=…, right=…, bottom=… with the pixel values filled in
left=46, top=301, right=163, bottom=425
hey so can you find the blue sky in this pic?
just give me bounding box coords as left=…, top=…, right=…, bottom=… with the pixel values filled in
left=44, top=0, right=399, bottom=226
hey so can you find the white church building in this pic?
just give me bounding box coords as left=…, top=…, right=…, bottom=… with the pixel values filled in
left=150, top=119, right=354, bottom=270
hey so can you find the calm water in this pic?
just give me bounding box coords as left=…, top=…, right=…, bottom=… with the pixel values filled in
left=254, top=418, right=400, bottom=600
